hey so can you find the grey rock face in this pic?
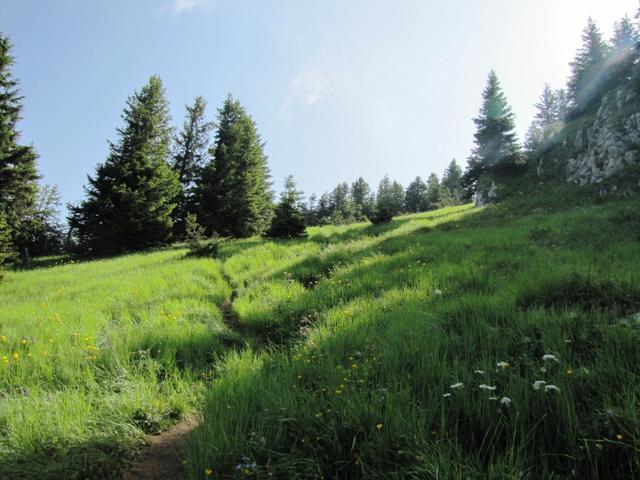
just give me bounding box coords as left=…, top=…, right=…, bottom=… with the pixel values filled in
left=566, top=85, right=640, bottom=184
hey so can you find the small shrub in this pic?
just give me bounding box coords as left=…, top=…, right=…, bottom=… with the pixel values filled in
left=188, top=238, right=220, bottom=258
left=370, top=206, right=393, bottom=224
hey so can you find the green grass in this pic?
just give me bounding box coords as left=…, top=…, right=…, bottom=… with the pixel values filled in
left=0, top=248, right=234, bottom=479
left=2, top=197, right=640, bottom=479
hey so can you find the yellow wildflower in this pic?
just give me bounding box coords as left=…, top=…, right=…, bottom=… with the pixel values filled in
left=616, top=434, right=623, bottom=441
left=376, top=423, right=384, bottom=430
left=12, top=352, right=19, bottom=360
left=205, top=468, right=213, bottom=476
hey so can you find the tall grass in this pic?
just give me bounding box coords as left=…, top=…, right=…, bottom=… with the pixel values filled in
left=2, top=197, right=640, bottom=479
left=0, top=248, right=233, bottom=479
left=187, top=200, right=640, bottom=479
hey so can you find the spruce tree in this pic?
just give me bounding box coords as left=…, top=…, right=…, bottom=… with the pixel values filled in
left=463, top=71, right=520, bottom=196
left=0, top=211, right=13, bottom=268
left=69, top=76, right=180, bottom=255
left=351, top=177, right=372, bottom=219
left=0, top=33, right=39, bottom=253
left=266, top=175, right=306, bottom=239
left=374, top=175, right=405, bottom=217
left=608, top=15, right=639, bottom=85
left=421, top=173, right=451, bottom=211
left=404, top=176, right=427, bottom=213
left=525, top=84, right=564, bottom=153
left=473, top=71, right=520, bottom=169
left=171, top=96, right=214, bottom=237
left=196, top=95, right=273, bottom=237
left=441, top=159, right=463, bottom=202
left=567, top=18, right=608, bottom=113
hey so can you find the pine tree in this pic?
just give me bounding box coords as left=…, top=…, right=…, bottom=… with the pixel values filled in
left=441, top=159, right=463, bottom=202
left=567, top=18, right=608, bottom=113
left=266, top=175, right=307, bottom=239
left=69, top=76, right=180, bottom=255
left=171, top=96, right=214, bottom=237
left=351, top=177, right=372, bottom=219
left=196, top=95, right=273, bottom=237
left=0, top=33, right=39, bottom=253
left=404, top=176, right=427, bottom=213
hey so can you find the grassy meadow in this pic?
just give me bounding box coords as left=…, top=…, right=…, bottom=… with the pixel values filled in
left=2, top=195, right=640, bottom=479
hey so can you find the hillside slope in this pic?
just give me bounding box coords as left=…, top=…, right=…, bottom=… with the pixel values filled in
left=185, top=199, right=640, bottom=479
left=2, top=198, right=640, bottom=479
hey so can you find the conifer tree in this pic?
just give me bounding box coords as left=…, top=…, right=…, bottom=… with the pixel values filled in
left=266, top=175, right=307, bottom=238
left=374, top=175, right=405, bottom=217
left=0, top=33, right=39, bottom=253
left=404, top=176, right=427, bottom=213
left=608, top=15, right=639, bottom=84
left=462, top=71, right=520, bottom=195
left=421, top=173, right=451, bottom=211
left=567, top=18, right=608, bottom=113
left=351, top=177, right=373, bottom=219
left=196, top=95, right=273, bottom=237
left=0, top=211, right=13, bottom=267
left=441, top=159, right=463, bottom=202
left=69, top=76, right=180, bottom=254
left=171, top=96, right=214, bottom=237
left=525, top=84, right=564, bottom=153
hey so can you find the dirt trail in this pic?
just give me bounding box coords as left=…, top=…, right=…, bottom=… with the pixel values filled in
left=122, top=416, right=199, bottom=480
left=221, top=288, right=242, bottom=332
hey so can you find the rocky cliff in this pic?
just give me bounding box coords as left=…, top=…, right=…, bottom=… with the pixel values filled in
left=565, top=84, right=640, bottom=185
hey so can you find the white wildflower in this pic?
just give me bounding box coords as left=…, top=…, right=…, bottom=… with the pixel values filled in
left=474, top=370, right=485, bottom=375
left=449, top=382, right=463, bottom=390
left=496, top=361, right=510, bottom=369
left=489, top=396, right=498, bottom=401
left=500, top=396, right=512, bottom=407
left=443, top=393, right=452, bottom=398
left=539, top=366, right=547, bottom=373
left=479, top=384, right=497, bottom=391
left=542, top=354, right=559, bottom=363
left=544, top=384, right=560, bottom=392
left=533, top=380, right=547, bottom=391
left=433, top=288, right=443, bottom=296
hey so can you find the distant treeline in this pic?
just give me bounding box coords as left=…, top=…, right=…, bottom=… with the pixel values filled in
left=0, top=9, right=638, bottom=259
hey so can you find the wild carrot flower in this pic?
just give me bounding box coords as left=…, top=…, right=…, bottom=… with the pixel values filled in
left=544, top=384, right=560, bottom=392
left=497, top=361, right=509, bottom=369
left=500, top=396, right=512, bottom=407
left=533, top=380, right=546, bottom=391
left=542, top=354, right=559, bottom=363
left=474, top=370, right=485, bottom=375
left=442, top=393, right=451, bottom=398
left=450, top=382, right=463, bottom=390
left=479, top=384, right=496, bottom=391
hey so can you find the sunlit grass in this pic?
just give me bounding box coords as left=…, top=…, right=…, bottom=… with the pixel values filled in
left=2, top=199, right=640, bottom=479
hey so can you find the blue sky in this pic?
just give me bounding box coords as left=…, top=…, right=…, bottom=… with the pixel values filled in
left=2, top=0, right=638, bottom=210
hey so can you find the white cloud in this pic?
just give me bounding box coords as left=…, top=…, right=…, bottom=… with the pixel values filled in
left=279, top=68, right=331, bottom=118
left=170, top=0, right=215, bottom=14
